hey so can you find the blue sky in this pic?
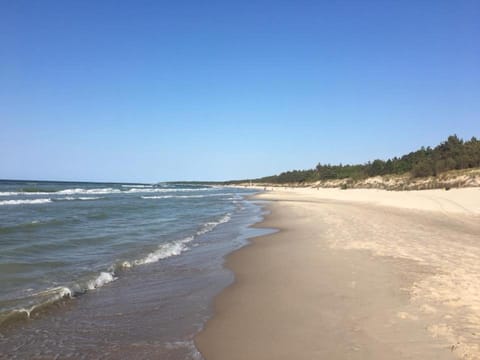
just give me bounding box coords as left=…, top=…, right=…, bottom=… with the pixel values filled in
left=1, top=0, right=479, bottom=182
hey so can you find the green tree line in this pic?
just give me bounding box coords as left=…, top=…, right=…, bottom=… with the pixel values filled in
left=247, top=135, right=480, bottom=184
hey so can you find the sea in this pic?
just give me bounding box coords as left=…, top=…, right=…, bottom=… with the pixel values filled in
left=0, top=180, right=268, bottom=359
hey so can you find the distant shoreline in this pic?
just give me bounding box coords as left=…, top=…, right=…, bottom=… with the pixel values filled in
left=229, top=167, right=480, bottom=191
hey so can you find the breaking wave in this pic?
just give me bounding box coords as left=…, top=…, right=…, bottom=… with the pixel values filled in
left=197, top=213, right=231, bottom=235
left=53, top=196, right=103, bottom=201
left=0, top=197, right=103, bottom=206
left=56, top=188, right=121, bottom=195
left=86, top=272, right=116, bottom=290
left=131, top=236, right=194, bottom=266
left=0, top=199, right=52, bottom=206
left=0, top=186, right=218, bottom=197
left=0, top=212, right=233, bottom=326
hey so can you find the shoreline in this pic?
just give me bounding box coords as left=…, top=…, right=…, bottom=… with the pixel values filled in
left=235, top=186, right=480, bottom=215
left=195, top=188, right=480, bottom=359
left=0, top=185, right=261, bottom=359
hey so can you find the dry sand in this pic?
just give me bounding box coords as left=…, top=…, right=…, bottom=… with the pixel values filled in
left=195, top=187, right=480, bottom=360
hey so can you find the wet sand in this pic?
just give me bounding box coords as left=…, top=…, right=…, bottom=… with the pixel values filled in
left=195, top=188, right=480, bottom=360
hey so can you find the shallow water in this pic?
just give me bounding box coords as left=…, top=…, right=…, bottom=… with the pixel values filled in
left=0, top=180, right=267, bottom=358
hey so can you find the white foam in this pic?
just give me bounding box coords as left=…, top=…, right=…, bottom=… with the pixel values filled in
left=0, top=188, right=120, bottom=196
left=54, top=196, right=103, bottom=201
left=218, top=213, right=232, bottom=224
left=56, top=188, right=121, bottom=195
left=0, top=191, right=41, bottom=196
left=12, top=307, right=34, bottom=318
left=113, top=214, right=231, bottom=270
left=0, top=186, right=221, bottom=197
left=127, top=187, right=214, bottom=194
left=0, top=197, right=103, bottom=205
left=197, top=213, right=232, bottom=235
left=0, top=198, right=52, bottom=206
left=120, top=261, right=132, bottom=269
left=86, top=272, right=116, bottom=290
left=134, top=237, right=194, bottom=265
left=34, top=286, right=73, bottom=299
left=3, top=287, right=73, bottom=321
left=0, top=192, right=21, bottom=196
left=141, top=195, right=174, bottom=199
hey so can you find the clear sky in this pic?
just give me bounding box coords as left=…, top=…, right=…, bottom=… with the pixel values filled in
left=1, top=0, right=479, bottom=182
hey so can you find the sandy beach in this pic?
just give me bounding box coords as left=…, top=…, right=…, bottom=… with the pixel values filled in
left=195, top=187, right=480, bottom=359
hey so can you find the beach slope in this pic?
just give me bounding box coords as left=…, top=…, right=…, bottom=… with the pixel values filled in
left=195, top=188, right=480, bottom=360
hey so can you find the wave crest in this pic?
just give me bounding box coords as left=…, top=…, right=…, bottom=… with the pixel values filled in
left=0, top=199, right=52, bottom=206
left=86, top=272, right=116, bottom=290
left=197, top=213, right=231, bottom=235
left=134, top=236, right=194, bottom=265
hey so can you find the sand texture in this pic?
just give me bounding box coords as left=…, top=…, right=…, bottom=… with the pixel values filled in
left=195, top=188, right=480, bottom=360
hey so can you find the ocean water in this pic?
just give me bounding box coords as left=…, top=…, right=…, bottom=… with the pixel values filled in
left=0, top=180, right=266, bottom=359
